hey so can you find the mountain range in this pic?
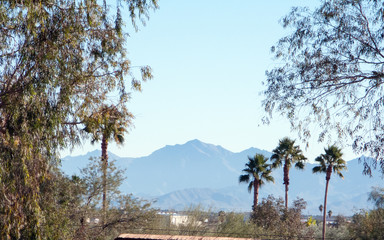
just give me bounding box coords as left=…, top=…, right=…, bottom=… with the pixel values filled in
left=61, top=139, right=384, bottom=216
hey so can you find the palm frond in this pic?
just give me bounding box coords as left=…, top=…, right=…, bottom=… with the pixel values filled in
left=271, top=137, right=307, bottom=170
left=247, top=181, right=253, bottom=193
left=270, top=154, right=282, bottom=168
left=264, top=175, right=275, bottom=183
left=115, top=134, right=125, bottom=144
left=295, top=161, right=305, bottom=169
left=313, top=145, right=347, bottom=178
left=312, top=166, right=324, bottom=174
left=240, top=154, right=274, bottom=191
left=239, top=174, right=250, bottom=183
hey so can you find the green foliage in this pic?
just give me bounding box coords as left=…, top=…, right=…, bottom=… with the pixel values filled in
left=239, top=154, right=274, bottom=210
left=216, top=212, right=254, bottom=238
left=323, top=225, right=350, bottom=240
left=82, top=104, right=132, bottom=227
left=348, top=187, right=384, bottom=239
left=252, top=195, right=307, bottom=239
left=263, top=0, right=384, bottom=174
left=349, top=209, right=384, bottom=239
left=80, top=157, right=126, bottom=208
left=83, top=105, right=131, bottom=146
left=239, top=154, right=275, bottom=190
left=303, top=223, right=350, bottom=240
left=38, top=172, right=86, bottom=239
left=73, top=157, right=157, bottom=240
left=270, top=137, right=306, bottom=209
left=313, top=145, right=347, bottom=240
left=144, top=196, right=373, bottom=240
left=0, top=0, right=158, bottom=238
left=98, top=194, right=156, bottom=240
left=252, top=195, right=283, bottom=231
left=271, top=137, right=307, bottom=170
left=312, top=145, right=347, bottom=179
left=368, top=186, right=384, bottom=208
left=0, top=154, right=157, bottom=240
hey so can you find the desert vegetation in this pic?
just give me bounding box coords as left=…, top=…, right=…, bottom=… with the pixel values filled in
left=131, top=192, right=384, bottom=240
left=3, top=0, right=384, bottom=239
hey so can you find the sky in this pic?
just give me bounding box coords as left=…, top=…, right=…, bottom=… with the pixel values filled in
left=62, top=0, right=359, bottom=162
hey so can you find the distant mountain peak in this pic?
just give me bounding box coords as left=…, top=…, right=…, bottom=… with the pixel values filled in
left=60, top=140, right=383, bottom=215
left=185, top=139, right=202, bottom=144
left=184, top=139, right=216, bottom=149
left=148, top=139, right=231, bottom=159
left=238, top=147, right=272, bottom=158
left=62, top=149, right=121, bottom=160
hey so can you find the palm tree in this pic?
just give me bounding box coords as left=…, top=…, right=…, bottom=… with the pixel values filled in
left=239, top=154, right=274, bottom=211
left=313, top=145, right=347, bottom=240
left=83, top=105, right=131, bottom=224
left=270, top=137, right=307, bottom=209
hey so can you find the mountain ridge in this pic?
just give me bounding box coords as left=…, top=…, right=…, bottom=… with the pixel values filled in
left=60, top=139, right=383, bottom=215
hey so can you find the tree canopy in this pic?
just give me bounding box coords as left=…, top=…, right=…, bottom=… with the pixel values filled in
left=239, top=154, right=274, bottom=209
left=263, top=0, right=384, bottom=174
left=0, top=0, right=157, bottom=238
left=270, top=137, right=306, bottom=209
left=368, top=186, right=384, bottom=208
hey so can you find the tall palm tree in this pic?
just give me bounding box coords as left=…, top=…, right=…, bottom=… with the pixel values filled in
left=270, top=137, right=307, bottom=209
left=239, top=154, right=274, bottom=211
left=313, top=145, right=347, bottom=240
left=83, top=105, right=131, bottom=224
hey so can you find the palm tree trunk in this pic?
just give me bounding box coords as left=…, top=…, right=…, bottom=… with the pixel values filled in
left=283, top=162, right=289, bottom=209
left=322, top=167, right=332, bottom=240
left=253, top=180, right=259, bottom=211
left=101, top=136, right=108, bottom=226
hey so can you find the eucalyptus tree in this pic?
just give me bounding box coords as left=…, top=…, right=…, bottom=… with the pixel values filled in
left=263, top=0, right=384, bottom=175
left=239, top=154, right=274, bottom=211
left=270, top=137, right=307, bottom=209
left=313, top=145, right=347, bottom=240
left=0, top=0, right=157, bottom=238
left=369, top=187, right=384, bottom=208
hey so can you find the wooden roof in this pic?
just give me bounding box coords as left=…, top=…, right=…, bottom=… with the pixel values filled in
left=115, top=234, right=257, bottom=240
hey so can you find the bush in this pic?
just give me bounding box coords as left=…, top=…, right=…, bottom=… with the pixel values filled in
left=216, top=212, right=255, bottom=238
left=252, top=195, right=307, bottom=239
left=349, top=209, right=384, bottom=239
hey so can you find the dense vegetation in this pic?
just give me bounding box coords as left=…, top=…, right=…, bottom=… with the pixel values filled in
left=19, top=144, right=384, bottom=240
left=39, top=158, right=158, bottom=240
left=2, top=0, right=384, bottom=239
left=139, top=192, right=384, bottom=240
left=0, top=0, right=157, bottom=238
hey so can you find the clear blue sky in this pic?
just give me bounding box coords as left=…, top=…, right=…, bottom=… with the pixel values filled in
left=63, top=0, right=358, bottom=162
